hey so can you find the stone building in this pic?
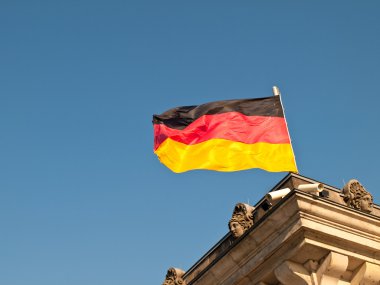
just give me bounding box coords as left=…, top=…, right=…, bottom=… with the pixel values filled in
left=161, top=173, right=380, bottom=285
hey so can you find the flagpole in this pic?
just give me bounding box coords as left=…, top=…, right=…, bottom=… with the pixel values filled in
left=272, top=86, right=299, bottom=174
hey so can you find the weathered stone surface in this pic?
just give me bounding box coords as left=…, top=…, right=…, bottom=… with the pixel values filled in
left=162, top=268, right=186, bottom=285
left=342, top=179, right=374, bottom=213
left=176, top=173, right=380, bottom=285
left=228, top=203, right=255, bottom=238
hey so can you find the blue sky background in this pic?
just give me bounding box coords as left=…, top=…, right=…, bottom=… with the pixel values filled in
left=1, top=1, right=380, bottom=284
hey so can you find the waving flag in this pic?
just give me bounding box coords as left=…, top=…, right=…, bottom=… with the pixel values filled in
left=153, top=96, right=298, bottom=173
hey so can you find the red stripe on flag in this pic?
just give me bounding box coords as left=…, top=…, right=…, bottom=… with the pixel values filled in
left=154, top=112, right=290, bottom=151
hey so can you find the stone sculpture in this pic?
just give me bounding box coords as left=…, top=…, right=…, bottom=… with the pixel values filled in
left=342, top=179, right=373, bottom=213
left=228, top=203, right=255, bottom=238
left=162, top=267, right=186, bottom=285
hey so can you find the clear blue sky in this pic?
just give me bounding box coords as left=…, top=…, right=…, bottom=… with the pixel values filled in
left=1, top=1, right=380, bottom=284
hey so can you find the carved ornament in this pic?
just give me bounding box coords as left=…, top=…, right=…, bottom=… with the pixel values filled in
left=273, top=252, right=380, bottom=285
left=342, top=179, right=373, bottom=213
left=228, top=203, right=255, bottom=238
left=162, top=267, right=186, bottom=285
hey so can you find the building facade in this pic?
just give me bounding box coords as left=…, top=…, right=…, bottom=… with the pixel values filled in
left=162, top=173, right=380, bottom=285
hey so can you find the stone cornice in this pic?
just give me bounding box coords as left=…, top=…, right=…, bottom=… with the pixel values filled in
left=185, top=189, right=380, bottom=285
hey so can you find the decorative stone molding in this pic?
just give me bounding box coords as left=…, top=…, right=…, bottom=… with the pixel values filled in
left=275, top=252, right=348, bottom=285
left=315, top=251, right=348, bottom=284
left=274, top=260, right=311, bottom=285
left=228, top=203, right=255, bottom=238
left=350, top=261, right=380, bottom=285
left=342, top=179, right=374, bottom=213
left=273, top=252, right=380, bottom=285
left=162, top=268, right=186, bottom=285
left=184, top=174, right=380, bottom=285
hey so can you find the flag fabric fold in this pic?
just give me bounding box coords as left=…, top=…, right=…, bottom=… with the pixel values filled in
left=153, top=96, right=298, bottom=173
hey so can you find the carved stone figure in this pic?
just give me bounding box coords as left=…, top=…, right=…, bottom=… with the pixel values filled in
left=162, top=267, right=186, bottom=285
left=342, top=179, right=373, bottom=213
left=228, top=203, right=255, bottom=238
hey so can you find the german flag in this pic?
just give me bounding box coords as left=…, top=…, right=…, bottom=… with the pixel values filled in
left=153, top=96, right=298, bottom=173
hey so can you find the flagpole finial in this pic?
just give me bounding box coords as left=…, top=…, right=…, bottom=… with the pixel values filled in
left=272, top=86, right=281, bottom=96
